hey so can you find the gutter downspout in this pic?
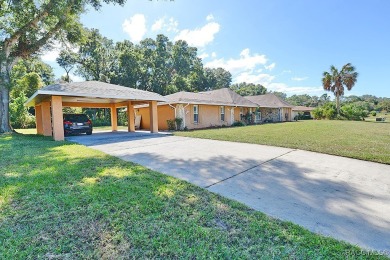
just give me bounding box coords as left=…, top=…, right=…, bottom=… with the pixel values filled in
left=182, top=103, right=190, bottom=128
left=168, top=103, right=176, bottom=118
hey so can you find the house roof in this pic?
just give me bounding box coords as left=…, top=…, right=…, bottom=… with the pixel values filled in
left=164, top=88, right=258, bottom=107
left=25, top=81, right=166, bottom=107
left=245, top=94, right=293, bottom=108
left=292, top=106, right=315, bottom=112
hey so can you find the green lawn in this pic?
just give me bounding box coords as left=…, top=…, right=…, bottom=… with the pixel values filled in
left=0, top=134, right=385, bottom=259
left=175, top=120, right=390, bottom=165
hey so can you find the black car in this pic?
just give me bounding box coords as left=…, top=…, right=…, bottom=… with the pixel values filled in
left=63, top=114, right=93, bottom=136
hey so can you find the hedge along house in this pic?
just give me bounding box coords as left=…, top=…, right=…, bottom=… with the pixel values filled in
left=136, top=88, right=258, bottom=130
left=25, top=81, right=166, bottom=141
left=245, top=93, right=293, bottom=122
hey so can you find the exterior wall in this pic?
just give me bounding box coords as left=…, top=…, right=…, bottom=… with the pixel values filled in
left=184, top=104, right=234, bottom=129
left=137, top=104, right=265, bottom=130
left=260, top=108, right=280, bottom=122
left=136, top=105, right=174, bottom=130
left=259, top=107, right=292, bottom=122
left=281, top=107, right=292, bottom=122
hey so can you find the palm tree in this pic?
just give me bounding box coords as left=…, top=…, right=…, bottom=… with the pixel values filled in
left=322, top=63, right=358, bottom=114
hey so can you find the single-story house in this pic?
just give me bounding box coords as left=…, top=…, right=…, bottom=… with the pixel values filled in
left=245, top=93, right=293, bottom=122
left=292, top=106, right=315, bottom=119
left=136, top=88, right=258, bottom=130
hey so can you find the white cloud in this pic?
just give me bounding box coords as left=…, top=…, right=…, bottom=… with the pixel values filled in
left=206, top=14, right=215, bottom=21
left=267, top=82, right=323, bottom=95
left=211, top=52, right=217, bottom=58
left=151, top=18, right=164, bottom=31
left=41, top=41, right=63, bottom=62
left=291, top=76, right=308, bottom=81
left=174, top=20, right=220, bottom=47
left=122, top=14, right=147, bottom=43
left=151, top=17, right=179, bottom=33
left=265, top=62, right=276, bottom=71
left=41, top=49, right=60, bottom=62
left=234, top=72, right=275, bottom=85
left=205, top=48, right=267, bottom=74
left=198, top=53, right=209, bottom=59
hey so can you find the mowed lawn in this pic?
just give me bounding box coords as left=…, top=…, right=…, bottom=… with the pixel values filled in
left=176, top=120, right=390, bottom=165
left=0, top=134, right=384, bottom=259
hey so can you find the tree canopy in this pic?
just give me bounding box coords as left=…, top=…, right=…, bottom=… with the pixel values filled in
left=0, top=0, right=127, bottom=133
left=322, top=63, right=358, bottom=114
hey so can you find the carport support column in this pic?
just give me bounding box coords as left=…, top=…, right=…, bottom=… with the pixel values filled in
left=127, top=101, right=135, bottom=132
left=149, top=101, right=158, bottom=133
left=41, top=101, right=52, bottom=136
left=51, top=96, right=64, bottom=141
left=35, top=105, right=43, bottom=135
left=111, top=104, right=118, bottom=131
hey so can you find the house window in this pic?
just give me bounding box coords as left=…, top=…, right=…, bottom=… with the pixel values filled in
left=193, top=105, right=199, bottom=123
left=220, top=106, right=225, bottom=121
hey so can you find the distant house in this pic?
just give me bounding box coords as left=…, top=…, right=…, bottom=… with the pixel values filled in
left=292, top=106, right=315, bottom=120
left=245, top=93, right=293, bottom=122
left=136, top=88, right=258, bottom=130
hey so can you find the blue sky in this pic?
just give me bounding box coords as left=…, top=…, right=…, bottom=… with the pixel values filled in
left=42, top=0, right=390, bottom=97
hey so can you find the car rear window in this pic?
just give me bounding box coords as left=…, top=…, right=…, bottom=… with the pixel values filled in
left=64, top=114, right=89, bottom=123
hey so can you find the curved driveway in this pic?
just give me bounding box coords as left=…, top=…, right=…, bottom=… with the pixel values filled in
left=67, top=131, right=390, bottom=253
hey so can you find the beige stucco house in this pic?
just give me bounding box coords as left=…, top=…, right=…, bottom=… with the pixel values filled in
left=245, top=93, right=293, bottom=122
left=136, top=88, right=258, bottom=130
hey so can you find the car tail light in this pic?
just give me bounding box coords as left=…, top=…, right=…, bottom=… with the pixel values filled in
left=87, top=120, right=92, bottom=125
left=64, top=121, right=73, bottom=126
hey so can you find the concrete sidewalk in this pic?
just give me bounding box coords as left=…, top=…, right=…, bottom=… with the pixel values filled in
left=67, top=131, right=390, bottom=253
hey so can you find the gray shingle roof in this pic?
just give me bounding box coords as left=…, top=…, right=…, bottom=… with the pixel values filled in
left=25, top=81, right=166, bottom=106
left=164, top=88, right=258, bottom=107
left=245, top=94, right=293, bottom=108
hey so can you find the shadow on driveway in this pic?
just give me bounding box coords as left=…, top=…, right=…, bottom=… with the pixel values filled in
left=67, top=131, right=390, bottom=253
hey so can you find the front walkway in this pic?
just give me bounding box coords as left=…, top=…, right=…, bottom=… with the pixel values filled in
left=67, top=131, right=390, bottom=253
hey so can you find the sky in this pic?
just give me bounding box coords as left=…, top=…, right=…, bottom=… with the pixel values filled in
left=42, top=0, right=390, bottom=98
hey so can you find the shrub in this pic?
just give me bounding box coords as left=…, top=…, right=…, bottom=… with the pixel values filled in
left=232, top=121, right=246, bottom=127
left=174, top=117, right=183, bottom=130
left=340, top=104, right=368, bottom=121
left=9, top=93, right=36, bottom=128
left=167, top=119, right=175, bottom=131
left=312, top=108, right=323, bottom=119
left=371, top=111, right=377, bottom=116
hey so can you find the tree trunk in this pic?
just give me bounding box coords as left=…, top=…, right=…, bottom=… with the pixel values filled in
left=0, top=62, right=13, bottom=133
left=336, top=94, right=340, bottom=114
left=0, top=83, right=12, bottom=133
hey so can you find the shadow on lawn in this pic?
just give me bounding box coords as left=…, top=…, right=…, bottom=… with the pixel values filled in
left=115, top=151, right=390, bottom=253
left=1, top=134, right=387, bottom=258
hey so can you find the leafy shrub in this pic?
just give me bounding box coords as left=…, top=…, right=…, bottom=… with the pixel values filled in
left=9, top=93, right=36, bottom=128
left=174, top=117, right=183, bottom=130
left=371, top=111, right=377, bottom=116
left=340, top=104, right=368, bottom=121
left=232, top=121, right=246, bottom=127
left=167, top=119, right=175, bottom=131
left=312, top=108, right=323, bottom=119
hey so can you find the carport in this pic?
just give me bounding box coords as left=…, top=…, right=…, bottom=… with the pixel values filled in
left=25, top=81, right=166, bottom=141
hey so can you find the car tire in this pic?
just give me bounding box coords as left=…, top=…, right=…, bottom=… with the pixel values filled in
left=86, top=130, right=92, bottom=135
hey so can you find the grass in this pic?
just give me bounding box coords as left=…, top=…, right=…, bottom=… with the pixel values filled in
left=0, top=133, right=386, bottom=259
left=175, top=120, right=390, bottom=165
left=365, top=112, right=390, bottom=123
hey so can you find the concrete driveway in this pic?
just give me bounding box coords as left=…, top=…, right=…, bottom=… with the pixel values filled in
left=67, top=131, right=390, bottom=253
